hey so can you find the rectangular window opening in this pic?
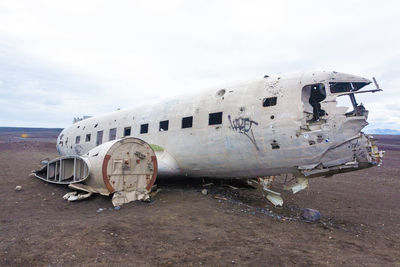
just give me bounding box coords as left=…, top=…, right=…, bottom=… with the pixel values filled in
left=329, top=82, right=368, bottom=93
left=182, top=116, right=193, bottom=128
left=263, top=97, right=277, bottom=107
left=109, top=128, right=117, bottom=141
left=75, top=136, right=80, bottom=144
left=96, top=131, right=103, bottom=146
left=124, top=127, right=131, bottom=137
left=140, top=124, right=148, bottom=134
left=209, top=112, right=223, bottom=125
left=85, top=134, right=91, bottom=142
left=159, top=120, right=169, bottom=131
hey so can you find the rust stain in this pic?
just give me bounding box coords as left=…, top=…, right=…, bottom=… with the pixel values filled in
left=102, top=154, right=114, bottom=193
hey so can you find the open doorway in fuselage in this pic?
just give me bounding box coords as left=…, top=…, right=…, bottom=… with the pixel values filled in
left=302, top=83, right=327, bottom=123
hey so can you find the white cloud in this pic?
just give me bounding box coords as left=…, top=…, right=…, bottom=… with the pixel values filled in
left=0, top=0, right=399, bottom=128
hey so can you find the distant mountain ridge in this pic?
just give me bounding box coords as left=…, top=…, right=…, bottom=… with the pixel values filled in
left=0, top=127, right=63, bottom=132
left=365, top=128, right=400, bottom=135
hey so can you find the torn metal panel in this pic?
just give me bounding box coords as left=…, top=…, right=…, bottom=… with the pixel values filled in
left=63, top=191, right=93, bottom=201
left=288, top=178, right=309, bottom=194
left=68, top=183, right=109, bottom=196
left=112, top=190, right=150, bottom=206
left=257, top=176, right=283, bottom=206
left=264, top=189, right=283, bottom=207
left=297, top=133, right=383, bottom=178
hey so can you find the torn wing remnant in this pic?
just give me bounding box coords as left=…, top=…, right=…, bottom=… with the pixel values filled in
left=34, top=156, right=89, bottom=184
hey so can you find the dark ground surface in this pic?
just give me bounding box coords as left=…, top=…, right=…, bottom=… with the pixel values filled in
left=0, top=128, right=399, bottom=266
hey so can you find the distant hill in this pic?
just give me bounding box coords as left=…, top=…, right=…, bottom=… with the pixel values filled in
left=0, top=127, right=63, bottom=143
left=0, top=127, right=63, bottom=132
left=365, top=129, right=400, bottom=135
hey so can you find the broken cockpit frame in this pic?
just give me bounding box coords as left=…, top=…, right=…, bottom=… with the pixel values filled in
left=330, top=77, right=382, bottom=117
left=260, top=76, right=384, bottom=206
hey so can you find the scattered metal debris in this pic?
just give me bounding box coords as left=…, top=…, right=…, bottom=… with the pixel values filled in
left=225, top=185, right=238, bottom=190
left=214, top=195, right=228, bottom=201
left=257, top=176, right=283, bottom=206
left=150, top=188, right=161, bottom=198
left=285, top=177, right=309, bottom=194
left=265, top=189, right=283, bottom=207
left=63, top=191, right=93, bottom=202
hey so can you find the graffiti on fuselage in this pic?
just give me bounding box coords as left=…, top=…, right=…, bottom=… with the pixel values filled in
left=227, top=115, right=260, bottom=151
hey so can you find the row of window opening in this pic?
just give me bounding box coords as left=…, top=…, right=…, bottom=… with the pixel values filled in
left=72, top=96, right=278, bottom=147
left=74, top=102, right=279, bottom=146
left=75, top=115, right=201, bottom=145
left=75, top=96, right=278, bottom=144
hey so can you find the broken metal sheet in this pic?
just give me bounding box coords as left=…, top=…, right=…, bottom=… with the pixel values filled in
left=265, top=189, right=283, bottom=207
left=298, top=163, right=320, bottom=170
left=112, top=190, right=150, bottom=206
left=368, top=136, right=385, bottom=166
left=68, top=183, right=110, bottom=196
left=301, top=164, right=358, bottom=177
left=63, top=191, right=93, bottom=201
left=288, top=178, right=309, bottom=194
left=258, top=176, right=276, bottom=191
left=256, top=176, right=283, bottom=206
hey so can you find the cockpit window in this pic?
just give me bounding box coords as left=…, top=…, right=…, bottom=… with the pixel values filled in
left=329, top=82, right=369, bottom=93
left=331, top=81, right=371, bottom=117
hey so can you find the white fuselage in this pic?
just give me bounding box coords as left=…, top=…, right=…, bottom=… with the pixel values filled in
left=57, top=71, right=378, bottom=178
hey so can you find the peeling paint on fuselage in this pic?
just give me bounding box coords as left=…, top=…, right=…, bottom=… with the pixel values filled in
left=57, top=71, right=381, bottom=179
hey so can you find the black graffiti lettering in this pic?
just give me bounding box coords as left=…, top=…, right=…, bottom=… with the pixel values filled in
left=228, top=115, right=260, bottom=150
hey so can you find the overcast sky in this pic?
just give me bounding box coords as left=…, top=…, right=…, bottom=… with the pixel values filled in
left=0, top=0, right=399, bottom=130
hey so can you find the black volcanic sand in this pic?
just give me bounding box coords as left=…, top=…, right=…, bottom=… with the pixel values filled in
left=0, top=129, right=399, bottom=266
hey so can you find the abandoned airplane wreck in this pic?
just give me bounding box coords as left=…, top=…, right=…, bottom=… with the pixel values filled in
left=34, top=71, right=384, bottom=206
